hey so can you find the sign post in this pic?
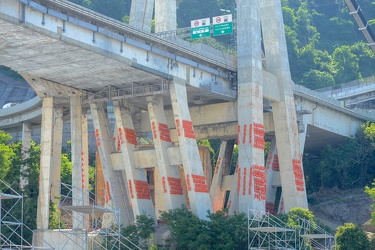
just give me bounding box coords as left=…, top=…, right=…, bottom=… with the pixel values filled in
left=212, top=14, right=233, bottom=36
left=191, top=18, right=211, bottom=39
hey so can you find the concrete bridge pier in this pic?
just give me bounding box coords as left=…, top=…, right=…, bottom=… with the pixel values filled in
left=147, top=96, right=186, bottom=211
left=210, top=140, right=235, bottom=212
left=129, top=0, right=155, bottom=32
left=260, top=0, right=308, bottom=211
left=90, top=102, right=133, bottom=226
left=70, top=95, right=86, bottom=228
left=50, top=107, right=63, bottom=207
left=155, top=0, right=176, bottom=32
left=265, top=138, right=281, bottom=214
left=227, top=160, right=239, bottom=215
left=37, top=96, right=54, bottom=230
left=112, top=100, right=157, bottom=221
left=20, top=121, right=32, bottom=190
left=237, top=0, right=266, bottom=213
left=170, top=82, right=212, bottom=220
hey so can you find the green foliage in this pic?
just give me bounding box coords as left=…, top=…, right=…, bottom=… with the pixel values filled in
left=49, top=202, right=63, bottom=229
left=304, top=122, right=375, bottom=192
left=365, top=180, right=375, bottom=226
left=69, top=0, right=130, bottom=21
left=300, top=69, right=335, bottom=89
left=286, top=207, right=315, bottom=230
left=0, top=131, right=15, bottom=179
left=160, top=207, right=247, bottom=249
left=331, top=45, right=359, bottom=83
left=335, top=223, right=371, bottom=250
left=121, top=214, right=156, bottom=249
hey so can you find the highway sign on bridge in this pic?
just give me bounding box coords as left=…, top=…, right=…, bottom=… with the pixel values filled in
left=213, top=14, right=233, bottom=36
left=191, top=18, right=211, bottom=39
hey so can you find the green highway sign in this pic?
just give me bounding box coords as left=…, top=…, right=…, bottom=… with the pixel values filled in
left=213, top=22, right=233, bottom=36
left=191, top=26, right=211, bottom=39
left=212, top=14, right=233, bottom=36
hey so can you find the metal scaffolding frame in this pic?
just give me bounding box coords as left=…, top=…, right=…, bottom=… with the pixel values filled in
left=0, top=179, right=53, bottom=249
left=248, top=209, right=335, bottom=250
left=248, top=209, right=296, bottom=249
left=298, top=218, right=335, bottom=250
left=59, top=183, right=140, bottom=250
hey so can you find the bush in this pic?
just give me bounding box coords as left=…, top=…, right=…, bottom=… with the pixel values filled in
left=335, top=223, right=370, bottom=250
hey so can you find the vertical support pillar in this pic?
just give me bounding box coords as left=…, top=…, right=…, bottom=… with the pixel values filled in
left=155, top=0, right=176, bottom=32
left=129, top=0, right=155, bottom=32
left=210, top=140, right=234, bottom=212
left=170, top=82, right=212, bottom=219
left=147, top=96, right=186, bottom=211
left=81, top=109, right=89, bottom=203
left=37, top=96, right=54, bottom=230
left=228, top=160, right=239, bottom=215
left=81, top=108, right=90, bottom=229
left=260, top=0, right=308, bottom=211
left=70, top=95, right=84, bottom=229
left=90, top=102, right=133, bottom=226
left=50, top=107, right=63, bottom=207
left=20, top=121, right=31, bottom=189
left=299, top=123, right=308, bottom=153
left=265, top=138, right=280, bottom=214
left=237, top=0, right=265, bottom=213
left=113, top=100, right=156, bottom=220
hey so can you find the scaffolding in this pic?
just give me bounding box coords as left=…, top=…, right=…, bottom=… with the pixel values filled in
left=248, top=209, right=296, bottom=249
left=0, top=179, right=53, bottom=249
left=298, top=218, right=335, bottom=250
left=248, top=209, right=335, bottom=250
left=58, top=183, right=140, bottom=250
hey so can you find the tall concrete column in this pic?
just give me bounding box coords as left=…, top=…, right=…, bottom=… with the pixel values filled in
left=265, top=138, right=281, bottom=214
left=82, top=109, right=89, bottom=203
left=90, top=102, right=133, bottom=226
left=50, top=107, right=63, bottom=206
left=37, top=97, right=54, bottom=230
left=237, top=0, right=265, bottom=213
left=228, top=160, right=239, bottom=215
left=260, top=0, right=308, bottom=211
left=112, top=100, right=156, bottom=220
left=81, top=108, right=90, bottom=228
left=210, top=140, right=234, bottom=212
left=154, top=0, right=176, bottom=32
left=70, top=95, right=84, bottom=228
left=129, top=0, right=155, bottom=32
left=147, top=95, right=186, bottom=211
left=170, top=82, right=212, bottom=219
left=20, top=121, right=31, bottom=189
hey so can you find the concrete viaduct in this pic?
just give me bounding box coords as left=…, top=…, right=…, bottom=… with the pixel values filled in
left=0, top=0, right=374, bottom=247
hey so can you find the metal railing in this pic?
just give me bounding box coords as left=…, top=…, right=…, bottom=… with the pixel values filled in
left=84, top=81, right=169, bottom=103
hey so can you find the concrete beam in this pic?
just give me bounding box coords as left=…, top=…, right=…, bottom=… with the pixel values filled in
left=20, top=74, right=82, bottom=98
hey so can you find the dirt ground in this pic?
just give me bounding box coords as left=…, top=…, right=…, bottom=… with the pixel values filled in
left=308, top=187, right=373, bottom=231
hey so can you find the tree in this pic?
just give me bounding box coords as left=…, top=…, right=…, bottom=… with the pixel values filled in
left=0, top=130, right=15, bottom=179
left=160, top=207, right=247, bottom=249
left=331, top=45, right=359, bottom=84
left=300, top=69, right=335, bottom=89
left=303, top=122, right=375, bottom=192
left=121, top=214, right=156, bottom=249
left=335, top=223, right=371, bottom=250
